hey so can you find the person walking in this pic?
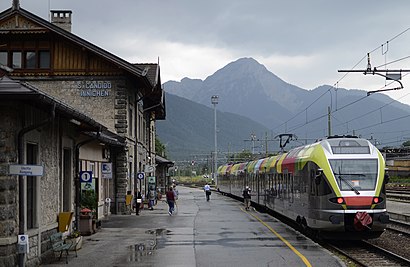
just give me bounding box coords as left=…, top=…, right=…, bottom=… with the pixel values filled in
left=243, top=186, right=251, bottom=210
left=204, top=183, right=211, bottom=201
left=166, top=187, right=175, bottom=216
left=173, top=184, right=179, bottom=200
left=133, top=189, right=142, bottom=215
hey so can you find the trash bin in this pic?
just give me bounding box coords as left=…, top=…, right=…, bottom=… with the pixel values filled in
left=79, top=208, right=93, bottom=236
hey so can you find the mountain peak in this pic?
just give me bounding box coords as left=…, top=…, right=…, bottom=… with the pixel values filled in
left=210, top=57, right=268, bottom=78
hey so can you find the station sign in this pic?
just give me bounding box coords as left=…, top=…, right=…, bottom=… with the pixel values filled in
left=144, top=165, right=154, bottom=173
left=148, top=176, right=156, bottom=183
left=101, top=163, right=112, bottom=179
left=9, top=164, right=43, bottom=176
left=137, top=172, right=145, bottom=180
left=80, top=171, right=93, bottom=183
left=17, top=234, right=29, bottom=253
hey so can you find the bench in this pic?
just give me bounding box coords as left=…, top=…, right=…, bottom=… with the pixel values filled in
left=49, top=232, right=72, bottom=264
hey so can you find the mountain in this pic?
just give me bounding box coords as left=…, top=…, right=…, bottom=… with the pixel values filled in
left=165, top=57, right=310, bottom=127
left=156, top=93, right=270, bottom=162
left=163, top=57, right=410, bottom=154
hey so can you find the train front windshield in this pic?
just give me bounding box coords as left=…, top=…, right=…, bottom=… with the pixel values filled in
left=329, top=159, right=378, bottom=191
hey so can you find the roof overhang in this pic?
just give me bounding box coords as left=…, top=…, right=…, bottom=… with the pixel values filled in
left=156, top=155, right=174, bottom=166
left=0, top=75, right=125, bottom=145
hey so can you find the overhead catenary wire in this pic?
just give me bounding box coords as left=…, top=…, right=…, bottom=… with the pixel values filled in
left=272, top=27, right=410, bottom=144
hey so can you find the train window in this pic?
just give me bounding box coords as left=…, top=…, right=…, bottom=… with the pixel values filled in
left=316, top=175, right=332, bottom=196
left=329, top=159, right=378, bottom=190
left=273, top=174, right=277, bottom=196
left=289, top=173, right=294, bottom=202
left=277, top=174, right=282, bottom=197
left=328, top=139, right=371, bottom=154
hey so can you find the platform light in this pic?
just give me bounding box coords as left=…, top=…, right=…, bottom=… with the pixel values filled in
left=69, top=119, right=81, bottom=125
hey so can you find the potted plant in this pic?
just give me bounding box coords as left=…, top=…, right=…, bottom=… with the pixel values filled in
left=67, top=230, right=82, bottom=251
left=80, top=190, right=97, bottom=235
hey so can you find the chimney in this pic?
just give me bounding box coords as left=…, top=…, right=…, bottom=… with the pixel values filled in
left=50, top=10, right=72, bottom=32
left=12, top=0, right=20, bottom=10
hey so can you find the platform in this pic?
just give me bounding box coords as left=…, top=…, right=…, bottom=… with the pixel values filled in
left=387, top=199, right=410, bottom=222
left=43, top=186, right=345, bottom=267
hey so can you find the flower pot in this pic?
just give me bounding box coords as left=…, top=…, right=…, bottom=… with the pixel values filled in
left=68, top=236, right=82, bottom=251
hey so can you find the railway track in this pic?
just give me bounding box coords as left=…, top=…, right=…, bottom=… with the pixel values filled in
left=386, top=219, right=410, bottom=237
left=386, top=189, right=410, bottom=202
left=326, top=240, right=410, bottom=266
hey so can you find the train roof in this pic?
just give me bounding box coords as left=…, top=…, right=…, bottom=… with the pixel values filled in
left=218, top=137, right=380, bottom=176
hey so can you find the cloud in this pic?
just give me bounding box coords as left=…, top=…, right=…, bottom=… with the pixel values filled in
left=2, top=0, right=410, bottom=105
left=105, top=35, right=235, bottom=82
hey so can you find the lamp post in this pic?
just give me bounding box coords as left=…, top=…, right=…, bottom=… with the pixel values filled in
left=211, top=95, right=219, bottom=187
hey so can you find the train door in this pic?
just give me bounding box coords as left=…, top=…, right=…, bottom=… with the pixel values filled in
left=265, top=173, right=272, bottom=205
left=283, top=171, right=290, bottom=200
left=256, top=173, right=262, bottom=204
left=310, top=168, right=317, bottom=197
left=289, top=173, right=294, bottom=203
left=243, top=170, right=248, bottom=191
left=277, top=173, right=282, bottom=199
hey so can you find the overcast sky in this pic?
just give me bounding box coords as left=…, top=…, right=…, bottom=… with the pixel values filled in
left=3, top=0, right=410, bottom=105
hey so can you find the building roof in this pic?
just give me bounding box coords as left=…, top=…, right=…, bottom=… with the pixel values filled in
left=0, top=6, right=157, bottom=89
left=135, top=63, right=165, bottom=120
left=0, top=74, right=125, bottom=146
left=0, top=5, right=165, bottom=119
left=156, top=155, right=174, bottom=166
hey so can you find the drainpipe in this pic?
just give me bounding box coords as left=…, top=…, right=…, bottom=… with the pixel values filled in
left=17, top=103, right=55, bottom=267
left=74, top=130, right=100, bottom=230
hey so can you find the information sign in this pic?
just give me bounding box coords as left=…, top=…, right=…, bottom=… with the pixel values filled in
left=80, top=171, right=93, bottom=183
left=9, top=164, right=44, bottom=176
left=102, top=163, right=112, bottom=179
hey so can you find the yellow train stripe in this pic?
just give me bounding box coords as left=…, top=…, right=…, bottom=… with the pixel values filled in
left=242, top=208, right=312, bottom=267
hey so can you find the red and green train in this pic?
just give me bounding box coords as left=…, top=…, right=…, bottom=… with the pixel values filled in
left=217, top=136, right=390, bottom=239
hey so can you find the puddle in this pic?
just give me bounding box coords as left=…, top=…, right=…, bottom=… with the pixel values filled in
left=145, top=228, right=171, bottom=235
left=127, top=239, right=157, bottom=262
left=127, top=229, right=171, bottom=262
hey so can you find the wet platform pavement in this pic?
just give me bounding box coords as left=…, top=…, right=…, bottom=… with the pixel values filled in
left=43, top=186, right=345, bottom=267
left=387, top=199, right=410, bottom=222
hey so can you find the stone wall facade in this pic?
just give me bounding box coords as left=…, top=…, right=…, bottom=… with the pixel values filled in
left=0, top=101, right=80, bottom=266
left=29, top=77, right=150, bottom=214
left=0, top=102, right=19, bottom=267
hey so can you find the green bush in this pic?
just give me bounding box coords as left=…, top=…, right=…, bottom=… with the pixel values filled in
left=176, top=176, right=213, bottom=186
left=80, top=190, right=97, bottom=210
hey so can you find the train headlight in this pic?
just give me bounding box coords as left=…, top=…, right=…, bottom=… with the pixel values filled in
left=372, top=197, right=383, bottom=204
left=329, top=197, right=345, bottom=204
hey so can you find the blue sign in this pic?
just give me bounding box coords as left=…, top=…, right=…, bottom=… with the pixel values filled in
left=80, top=171, right=93, bottom=183
left=137, top=172, right=145, bottom=180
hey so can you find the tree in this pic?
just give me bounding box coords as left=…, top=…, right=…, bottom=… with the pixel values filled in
left=228, top=150, right=253, bottom=162
left=403, top=140, right=410, bottom=147
left=155, top=135, right=167, bottom=157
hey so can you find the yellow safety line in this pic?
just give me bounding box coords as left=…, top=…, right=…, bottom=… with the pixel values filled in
left=242, top=208, right=312, bottom=267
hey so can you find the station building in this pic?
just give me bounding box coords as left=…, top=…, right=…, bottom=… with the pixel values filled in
left=0, top=1, right=166, bottom=266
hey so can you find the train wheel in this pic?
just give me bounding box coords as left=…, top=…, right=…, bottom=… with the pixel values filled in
left=301, top=217, right=309, bottom=233
left=296, top=216, right=301, bottom=224
left=300, top=217, right=320, bottom=239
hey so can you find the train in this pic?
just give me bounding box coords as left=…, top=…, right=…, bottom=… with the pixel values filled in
left=217, top=136, right=390, bottom=240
